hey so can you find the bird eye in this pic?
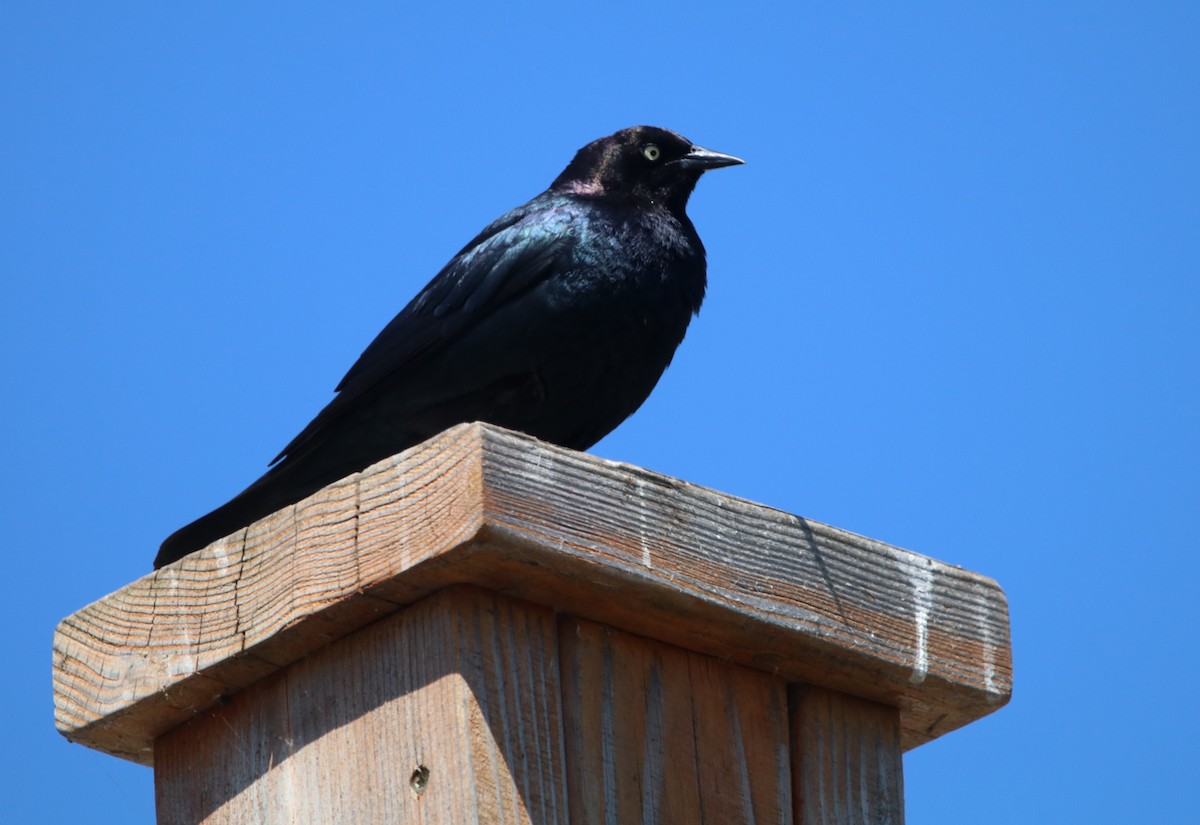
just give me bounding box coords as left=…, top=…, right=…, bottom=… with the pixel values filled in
left=642, top=144, right=661, bottom=162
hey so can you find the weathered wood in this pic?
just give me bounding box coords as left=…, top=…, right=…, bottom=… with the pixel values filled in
left=53, top=422, right=1011, bottom=764
left=791, top=687, right=905, bottom=825
left=559, top=617, right=792, bottom=825
left=54, top=432, right=485, bottom=764
left=154, top=586, right=568, bottom=825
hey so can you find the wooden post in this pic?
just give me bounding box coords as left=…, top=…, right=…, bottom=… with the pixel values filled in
left=53, top=423, right=1011, bottom=824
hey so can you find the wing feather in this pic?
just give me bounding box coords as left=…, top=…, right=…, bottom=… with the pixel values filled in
left=271, top=197, right=575, bottom=465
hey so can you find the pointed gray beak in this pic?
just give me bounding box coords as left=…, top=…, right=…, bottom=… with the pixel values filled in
left=677, top=145, right=745, bottom=171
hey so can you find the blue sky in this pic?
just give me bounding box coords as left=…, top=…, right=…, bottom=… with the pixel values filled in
left=4, top=3, right=1198, bottom=822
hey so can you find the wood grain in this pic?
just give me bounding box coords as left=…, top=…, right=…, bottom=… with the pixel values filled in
left=791, top=686, right=905, bottom=825
left=54, top=422, right=1011, bottom=763
left=474, top=429, right=1011, bottom=749
left=154, top=586, right=568, bottom=825
left=559, top=617, right=792, bottom=825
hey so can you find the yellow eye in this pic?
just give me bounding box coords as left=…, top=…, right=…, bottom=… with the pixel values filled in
left=642, top=144, right=661, bottom=162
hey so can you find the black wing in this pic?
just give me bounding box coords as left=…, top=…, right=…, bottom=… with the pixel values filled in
left=270, top=197, right=577, bottom=465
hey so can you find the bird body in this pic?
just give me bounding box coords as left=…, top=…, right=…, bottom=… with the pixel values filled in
left=156, top=126, right=741, bottom=567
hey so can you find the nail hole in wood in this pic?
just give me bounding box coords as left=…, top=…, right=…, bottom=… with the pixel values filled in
left=410, top=764, right=430, bottom=794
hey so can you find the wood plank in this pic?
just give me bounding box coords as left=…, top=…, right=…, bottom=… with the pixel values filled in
left=54, top=422, right=1011, bottom=763
left=474, top=429, right=1011, bottom=750
left=154, top=586, right=568, bottom=824
left=53, top=431, right=485, bottom=764
left=791, top=686, right=904, bottom=825
left=559, top=617, right=792, bottom=825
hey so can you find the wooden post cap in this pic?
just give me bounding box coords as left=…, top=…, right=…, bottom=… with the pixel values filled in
left=53, top=422, right=1012, bottom=766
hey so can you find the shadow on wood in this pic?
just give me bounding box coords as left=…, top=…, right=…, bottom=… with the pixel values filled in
left=53, top=423, right=1010, bottom=824
left=155, top=586, right=820, bottom=824
left=156, top=587, right=567, bottom=824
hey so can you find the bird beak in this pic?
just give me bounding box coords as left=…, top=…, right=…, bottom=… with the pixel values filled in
left=677, top=145, right=745, bottom=171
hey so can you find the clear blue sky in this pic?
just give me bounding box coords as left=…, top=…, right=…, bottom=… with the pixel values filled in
left=5, top=3, right=1197, bottom=822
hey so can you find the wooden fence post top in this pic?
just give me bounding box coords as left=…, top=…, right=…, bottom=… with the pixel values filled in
left=53, top=422, right=1012, bottom=766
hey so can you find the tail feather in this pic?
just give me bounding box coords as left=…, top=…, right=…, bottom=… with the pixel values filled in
left=154, top=475, right=297, bottom=568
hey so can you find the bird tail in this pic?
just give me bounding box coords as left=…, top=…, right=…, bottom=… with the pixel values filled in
left=154, top=409, right=426, bottom=568
left=153, top=475, right=298, bottom=568
left=153, top=434, right=360, bottom=569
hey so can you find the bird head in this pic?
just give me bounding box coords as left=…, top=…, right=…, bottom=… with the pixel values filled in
left=552, top=126, right=743, bottom=212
